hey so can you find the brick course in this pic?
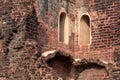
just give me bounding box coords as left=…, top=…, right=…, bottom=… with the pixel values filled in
left=0, top=0, right=119, bottom=80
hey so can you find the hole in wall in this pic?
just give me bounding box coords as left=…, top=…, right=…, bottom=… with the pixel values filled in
left=46, top=29, right=48, bottom=31
left=46, top=53, right=73, bottom=79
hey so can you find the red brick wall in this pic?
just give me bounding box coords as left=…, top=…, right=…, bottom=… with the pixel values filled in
left=0, top=0, right=120, bottom=80
left=89, top=0, right=119, bottom=50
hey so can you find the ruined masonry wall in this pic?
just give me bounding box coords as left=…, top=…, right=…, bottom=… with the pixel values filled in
left=0, top=0, right=120, bottom=80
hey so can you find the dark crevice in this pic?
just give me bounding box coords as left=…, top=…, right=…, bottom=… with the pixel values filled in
left=76, top=63, right=105, bottom=73
left=46, top=54, right=73, bottom=79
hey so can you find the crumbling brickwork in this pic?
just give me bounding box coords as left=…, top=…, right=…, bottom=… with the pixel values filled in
left=0, top=0, right=120, bottom=80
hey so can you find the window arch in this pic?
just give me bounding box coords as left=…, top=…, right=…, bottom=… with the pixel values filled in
left=59, top=11, right=69, bottom=44
left=79, top=14, right=91, bottom=45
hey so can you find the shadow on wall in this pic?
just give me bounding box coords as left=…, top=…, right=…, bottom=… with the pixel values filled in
left=25, top=7, right=49, bottom=54
left=25, top=7, right=39, bottom=40
left=37, top=21, right=49, bottom=53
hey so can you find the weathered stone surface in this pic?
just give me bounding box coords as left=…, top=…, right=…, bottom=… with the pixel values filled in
left=0, top=0, right=119, bottom=80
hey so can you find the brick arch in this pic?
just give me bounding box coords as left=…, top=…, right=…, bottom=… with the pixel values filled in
left=72, top=59, right=110, bottom=80
left=43, top=51, right=73, bottom=79
left=58, top=8, right=69, bottom=44
left=41, top=50, right=111, bottom=80
left=75, top=63, right=109, bottom=80
left=79, top=13, right=92, bottom=45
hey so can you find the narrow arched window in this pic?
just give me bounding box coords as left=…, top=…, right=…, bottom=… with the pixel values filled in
left=59, top=12, right=69, bottom=44
left=80, top=15, right=90, bottom=45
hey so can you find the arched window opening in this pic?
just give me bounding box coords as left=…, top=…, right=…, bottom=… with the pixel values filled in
left=59, top=12, right=69, bottom=44
left=80, top=15, right=90, bottom=45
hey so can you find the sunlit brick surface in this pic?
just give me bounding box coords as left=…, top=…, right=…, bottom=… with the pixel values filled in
left=0, top=0, right=119, bottom=80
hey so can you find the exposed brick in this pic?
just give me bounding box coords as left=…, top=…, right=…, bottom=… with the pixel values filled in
left=0, top=0, right=119, bottom=80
